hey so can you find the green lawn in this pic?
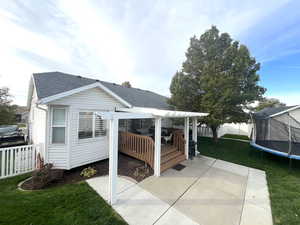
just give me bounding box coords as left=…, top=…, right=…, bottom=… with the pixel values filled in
left=221, top=133, right=250, bottom=140
left=0, top=174, right=127, bottom=225
left=199, top=137, right=300, bottom=225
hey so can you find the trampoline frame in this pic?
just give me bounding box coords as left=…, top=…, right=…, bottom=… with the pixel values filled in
left=250, top=141, right=300, bottom=160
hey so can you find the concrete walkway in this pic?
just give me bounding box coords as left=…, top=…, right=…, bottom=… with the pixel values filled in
left=87, top=156, right=273, bottom=225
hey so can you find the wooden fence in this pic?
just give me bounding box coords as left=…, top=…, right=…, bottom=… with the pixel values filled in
left=0, top=144, right=42, bottom=179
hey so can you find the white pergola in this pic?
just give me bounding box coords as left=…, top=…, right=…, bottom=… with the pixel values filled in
left=96, top=107, right=208, bottom=204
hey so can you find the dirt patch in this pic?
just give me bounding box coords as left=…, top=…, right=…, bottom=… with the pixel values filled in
left=21, top=153, right=153, bottom=190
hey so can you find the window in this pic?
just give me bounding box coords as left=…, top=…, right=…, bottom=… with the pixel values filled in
left=51, top=108, right=66, bottom=144
left=78, top=112, right=106, bottom=139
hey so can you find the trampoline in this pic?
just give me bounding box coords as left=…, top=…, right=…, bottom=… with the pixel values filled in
left=250, top=105, right=300, bottom=160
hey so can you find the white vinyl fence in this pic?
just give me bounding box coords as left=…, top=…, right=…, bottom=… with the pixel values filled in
left=0, top=144, right=42, bottom=179
left=198, top=123, right=251, bottom=138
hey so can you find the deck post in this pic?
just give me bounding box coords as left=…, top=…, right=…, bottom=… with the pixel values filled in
left=184, top=117, right=189, bottom=159
left=108, top=117, right=119, bottom=205
left=154, top=117, right=161, bottom=176
left=192, top=118, right=198, bottom=155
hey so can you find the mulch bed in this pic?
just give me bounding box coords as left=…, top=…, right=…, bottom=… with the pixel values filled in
left=21, top=153, right=153, bottom=190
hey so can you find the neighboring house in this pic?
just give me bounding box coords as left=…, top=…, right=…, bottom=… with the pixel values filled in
left=27, top=72, right=207, bottom=175
left=15, top=106, right=29, bottom=123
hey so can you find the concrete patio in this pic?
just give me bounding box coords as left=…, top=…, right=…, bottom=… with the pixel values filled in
left=87, top=156, right=273, bottom=225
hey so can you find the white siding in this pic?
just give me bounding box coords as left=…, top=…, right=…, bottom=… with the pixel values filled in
left=48, top=87, right=125, bottom=169
left=28, top=89, right=47, bottom=148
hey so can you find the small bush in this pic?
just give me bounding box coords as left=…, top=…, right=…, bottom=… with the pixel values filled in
left=80, top=167, right=97, bottom=178
left=31, top=164, right=64, bottom=189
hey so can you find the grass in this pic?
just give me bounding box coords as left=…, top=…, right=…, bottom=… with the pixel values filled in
left=0, top=174, right=127, bottom=225
left=199, top=137, right=300, bottom=225
left=221, top=133, right=250, bottom=140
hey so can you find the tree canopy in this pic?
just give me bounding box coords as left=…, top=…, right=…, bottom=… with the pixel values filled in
left=253, top=97, right=286, bottom=112
left=121, top=81, right=132, bottom=88
left=169, top=26, right=265, bottom=140
left=0, top=87, right=17, bottom=125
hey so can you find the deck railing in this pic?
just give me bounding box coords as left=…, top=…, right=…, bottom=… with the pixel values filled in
left=173, top=130, right=185, bottom=153
left=0, top=144, right=42, bottom=179
left=119, top=132, right=155, bottom=168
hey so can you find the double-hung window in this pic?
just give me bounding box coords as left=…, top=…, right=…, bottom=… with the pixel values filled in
left=78, top=112, right=106, bottom=140
left=51, top=108, right=66, bottom=144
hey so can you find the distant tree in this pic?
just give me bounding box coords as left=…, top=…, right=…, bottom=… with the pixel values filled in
left=0, top=87, right=17, bottom=125
left=254, top=98, right=286, bottom=111
left=121, top=81, right=132, bottom=88
left=169, top=26, right=265, bottom=141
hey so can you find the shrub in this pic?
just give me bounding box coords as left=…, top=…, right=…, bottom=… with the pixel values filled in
left=80, top=167, right=97, bottom=178
left=31, top=164, right=64, bottom=189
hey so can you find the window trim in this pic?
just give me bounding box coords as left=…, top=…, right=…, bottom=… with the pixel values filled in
left=78, top=111, right=106, bottom=142
left=50, top=107, right=67, bottom=145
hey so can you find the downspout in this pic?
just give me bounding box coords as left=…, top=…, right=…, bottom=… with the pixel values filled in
left=35, top=103, right=48, bottom=164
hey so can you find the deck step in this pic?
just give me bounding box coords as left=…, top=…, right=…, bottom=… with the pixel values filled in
left=161, top=150, right=183, bottom=164
left=161, top=146, right=177, bottom=157
left=160, top=153, right=186, bottom=172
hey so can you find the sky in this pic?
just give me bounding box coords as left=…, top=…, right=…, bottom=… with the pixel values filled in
left=0, top=0, right=299, bottom=106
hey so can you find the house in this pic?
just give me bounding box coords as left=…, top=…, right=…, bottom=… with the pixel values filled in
left=27, top=71, right=207, bottom=203
left=250, top=105, right=300, bottom=159
left=15, top=106, right=29, bottom=124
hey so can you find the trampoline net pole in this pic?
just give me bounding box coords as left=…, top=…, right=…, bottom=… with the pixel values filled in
left=288, top=114, right=292, bottom=156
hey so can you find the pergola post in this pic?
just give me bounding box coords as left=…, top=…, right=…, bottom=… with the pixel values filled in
left=108, top=118, right=119, bottom=205
left=154, top=117, right=161, bottom=176
left=184, top=117, right=189, bottom=159
left=192, top=117, right=198, bottom=155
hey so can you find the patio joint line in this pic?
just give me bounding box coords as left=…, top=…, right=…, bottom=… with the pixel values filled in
left=238, top=167, right=250, bottom=225
left=116, top=180, right=139, bottom=195
left=152, top=158, right=218, bottom=225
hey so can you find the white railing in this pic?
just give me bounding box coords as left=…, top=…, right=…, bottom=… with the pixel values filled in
left=0, top=144, right=42, bottom=179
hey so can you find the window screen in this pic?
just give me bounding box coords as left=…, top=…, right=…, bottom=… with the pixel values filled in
left=78, top=112, right=106, bottom=139
left=52, top=108, right=66, bottom=144
left=78, top=112, right=93, bottom=139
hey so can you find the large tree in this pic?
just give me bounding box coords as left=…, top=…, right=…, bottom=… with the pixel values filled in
left=253, top=97, right=286, bottom=112
left=0, top=87, right=17, bottom=125
left=169, top=26, right=265, bottom=141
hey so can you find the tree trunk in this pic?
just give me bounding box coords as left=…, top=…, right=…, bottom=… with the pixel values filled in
left=211, top=126, right=218, bottom=142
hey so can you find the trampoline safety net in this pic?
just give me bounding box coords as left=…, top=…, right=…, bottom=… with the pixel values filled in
left=253, top=113, right=300, bottom=157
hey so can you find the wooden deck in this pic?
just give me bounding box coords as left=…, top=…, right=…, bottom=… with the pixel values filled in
left=119, top=131, right=186, bottom=173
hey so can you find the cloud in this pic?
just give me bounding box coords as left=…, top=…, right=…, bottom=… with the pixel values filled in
left=0, top=0, right=298, bottom=105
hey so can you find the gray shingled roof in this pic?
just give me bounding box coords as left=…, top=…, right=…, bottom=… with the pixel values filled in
left=253, top=105, right=296, bottom=119
left=33, top=72, right=170, bottom=109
